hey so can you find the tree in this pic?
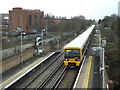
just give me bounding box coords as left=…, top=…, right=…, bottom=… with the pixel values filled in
left=98, top=19, right=102, bottom=24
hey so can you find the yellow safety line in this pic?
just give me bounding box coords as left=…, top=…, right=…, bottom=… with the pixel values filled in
left=0, top=57, right=43, bottom=87
left=85, top=56, right=93, bottom=89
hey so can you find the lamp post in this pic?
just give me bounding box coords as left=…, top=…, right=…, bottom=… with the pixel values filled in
left=41, top=29, right=46, bottom=52
left=45, top=19, right=48, bottom=35
left=99, top=30, right=101, bottom=47
left=20, top=32, right=26, bottom=63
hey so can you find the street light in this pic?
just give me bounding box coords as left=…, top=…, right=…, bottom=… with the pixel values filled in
left=41, top=29, right=46, bottom=52
left=45, top=19, right=48, bottom=35
left=20, top=32, right=26, bottom=63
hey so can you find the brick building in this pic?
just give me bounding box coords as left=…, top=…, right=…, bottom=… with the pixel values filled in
left=9, top=7, right=44, bottom=33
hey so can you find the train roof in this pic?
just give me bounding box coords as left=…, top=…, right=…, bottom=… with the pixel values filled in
left=64, top=25, right=95, bottom=49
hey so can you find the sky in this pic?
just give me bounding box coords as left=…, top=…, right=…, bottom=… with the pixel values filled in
left=0, top=0, right=119, bottom=20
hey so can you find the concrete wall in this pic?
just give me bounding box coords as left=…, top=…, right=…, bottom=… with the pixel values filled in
left=2, top=47, right=34, bottom=73
left=1, top=44, right=51, bottom=73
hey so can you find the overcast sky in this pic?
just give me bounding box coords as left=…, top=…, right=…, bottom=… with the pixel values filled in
left=0, top=0, right=119, bottom=20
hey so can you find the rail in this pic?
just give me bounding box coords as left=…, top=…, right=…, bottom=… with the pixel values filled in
left=24, top=52, right=63, bottom=89
left=5, top=52, right=62, bottom=89
left=51, top=67, right=68, bottom=89
left=36, top=61, right=64, bottom=89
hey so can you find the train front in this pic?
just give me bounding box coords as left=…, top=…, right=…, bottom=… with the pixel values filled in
left=64, top=47, right=82, bottom=67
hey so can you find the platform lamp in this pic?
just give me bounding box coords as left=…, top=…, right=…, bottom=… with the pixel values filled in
left=16, top=27, right=26, bottom=63
left=20, top=31, right=26, bottom=63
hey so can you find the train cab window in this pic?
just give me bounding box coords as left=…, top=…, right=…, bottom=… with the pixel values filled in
left=64, top=49, right=80, bottom=58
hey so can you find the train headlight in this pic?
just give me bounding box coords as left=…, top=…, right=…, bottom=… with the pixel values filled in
left=75, top=59, right=80, bottom=61
left=65, top=59, right=69, bottom=61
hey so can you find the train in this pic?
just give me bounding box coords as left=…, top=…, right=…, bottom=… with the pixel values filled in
left=64, top=25, right=95, bottom=67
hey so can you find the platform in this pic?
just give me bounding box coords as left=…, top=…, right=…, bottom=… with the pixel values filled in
left=73, top=55, right=101, bottom=89
left=73, top=56, right=93, bottom=88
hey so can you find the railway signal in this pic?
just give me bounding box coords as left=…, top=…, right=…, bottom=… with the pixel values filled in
left=42, top=29, right=47, bottom=37
left=35, top=36, right=42, bottom=55
left=35, top=36, right=41, bottom=46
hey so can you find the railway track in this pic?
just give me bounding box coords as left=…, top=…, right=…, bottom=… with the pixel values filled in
left=8, top=53, right=87, bottom=90
left=8, top=51, right=82, bottom=90
left=36, top=67, right=80, bottom=90
left=57, top=67, right=79, bottom=89
left=34, top=64, right=80, bottom=90
left=7, top=54, right=91, bottom=90
left=36, top=61, right=67, bottom=89
left=8, top=52, right=64, bottom=89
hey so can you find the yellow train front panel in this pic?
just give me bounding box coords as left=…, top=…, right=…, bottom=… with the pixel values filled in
left=64, top=59, right=81, bottom=66
left=63, top=47, right=82, bottom=67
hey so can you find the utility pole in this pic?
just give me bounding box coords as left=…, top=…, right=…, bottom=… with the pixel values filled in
left=45, top=19, right=48, bottom=35
left=41, top=29, right=46, bottom=52
left=57, top=38, right=60, bottom=50
left=99, top=30, right=101, bottom=47
left=20, top=32, right=26, bottom=63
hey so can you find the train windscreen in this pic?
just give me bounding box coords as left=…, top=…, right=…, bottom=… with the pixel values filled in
left=64, top=49, right=80, bottom=58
